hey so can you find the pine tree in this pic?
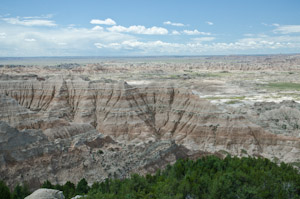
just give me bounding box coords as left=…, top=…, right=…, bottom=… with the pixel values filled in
left=41, top=180, right=53, bottom=189
left=76, top=178, right=89, bottom=195
left=0, top=181, right=11, bottom=199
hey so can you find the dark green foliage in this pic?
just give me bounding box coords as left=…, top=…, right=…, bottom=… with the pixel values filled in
left=41, top=180, right=54, bottom=189
left=54, top=184, right=63, bottom=192
left=41, top=180, right=76, bottom=199
left=0, top=181, right=11, bottom=199
left=12, top=184, right=30, bottom=199
left=63, top=181, right=76, bottom=199
left=3, top=156, right=300, bottom=199
left=85, top=156, right=300, bottom=199
left=98, top=150, right=104, bottom=154
left=76, top=178, right=89, bottom=195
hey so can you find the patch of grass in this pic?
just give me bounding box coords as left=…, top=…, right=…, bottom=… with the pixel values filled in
left=166, top=74, right=180, bottom=79
left=204, top=96, right=246, bottom=100
left=225, top=100, right=241, bottom=104
left=190, top=72, right=231, bottom=78
left=265, top=82, right=300, bottom=91
left=230, top=96, right=246, bottom=100
left=278, top=92, right=300, bottom=97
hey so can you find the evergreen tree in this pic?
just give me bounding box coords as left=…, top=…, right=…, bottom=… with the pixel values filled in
left=2, top=156, right=300, bottom=199
left=41, top=180, right=53, bottom=189
left=85, top=156, right=300, bottom=199
left=63, top=181, right=76, bottom=199
left=76, top=178, right=89, bottom=195
left=12, top=184, right=30, bottom=199
left=0, top=180, right=11, bottom=199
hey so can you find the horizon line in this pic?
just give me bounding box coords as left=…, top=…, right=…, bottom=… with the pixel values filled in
left=0, top=52, right=299, bottom=59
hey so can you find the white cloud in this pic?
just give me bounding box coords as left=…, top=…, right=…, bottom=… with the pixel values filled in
left=95, top=42, right=123, bottom=50
left=171, top=30, right=180, bottom=35
left=231, top=35, right=300, bottom=50
left=107, top=25, right=168, bottom=35
left=94, top=43, right=105, bottom=49
left=0, top=33, right=6, bottom=39
left=95, top=40, right=182, bottom=53
left=163, top=21, right=185, bottom=27
left=107, top=25, right=126, bottom=32
left=262, top=22, right=280, bottom=27
left=23, top=14, right=54, bottom=19
left=0, top=24, right=134, bottom=56
left=183, top=29, right=211, bottom=35
left=24, top=38, right=36, bottom=42
left=206, top=21, right=214, bottom=25
left=122, top=40, right=176, bottom=48
left=92, top=26, right=104, bottom=31
left=192, top=37, right=215, bottom=42
left=274, top=25, right=300, bottom=34
left=240, top=35, right=300, bottom=43
left=90, top=18, right=116, bottom=25
left=2, top=17, right=56, bottom=27
left=1, top=15, right=300, bottom=56
left=93, top=34, right=300, bottom=55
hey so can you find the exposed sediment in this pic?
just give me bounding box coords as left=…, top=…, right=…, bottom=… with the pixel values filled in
left=0, top=70, right=299, bottom=189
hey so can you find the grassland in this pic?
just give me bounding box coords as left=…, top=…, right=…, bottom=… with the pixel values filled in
left=264, top=82, right=300, bottom=91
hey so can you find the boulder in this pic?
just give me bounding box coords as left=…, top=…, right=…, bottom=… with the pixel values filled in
left=24, top=188, right=64, bottom=199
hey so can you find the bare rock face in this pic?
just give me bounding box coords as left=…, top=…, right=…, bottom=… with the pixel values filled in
left=0, top=73, right=299, bottom=189
left=71, top=196, right=84, bottom=199
left=0, top=119, right=211, bottom=190
left=251, top=101, right=300, bottom=137
left=24, top=188, right=64, bottom=199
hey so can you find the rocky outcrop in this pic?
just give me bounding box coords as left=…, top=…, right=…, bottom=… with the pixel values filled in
left=0, top=120, right=212, bottom=190
left=250, top=101, right=300, bottom=137
left=24, top=188, right=64, bottom=199
left=0, top=74, right=299, bottom=189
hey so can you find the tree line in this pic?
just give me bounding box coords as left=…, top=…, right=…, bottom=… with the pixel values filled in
left=1, top=155, right=299, bottom=199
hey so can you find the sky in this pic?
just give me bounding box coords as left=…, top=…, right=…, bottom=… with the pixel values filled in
left=0, top=0, right=300, bottom=57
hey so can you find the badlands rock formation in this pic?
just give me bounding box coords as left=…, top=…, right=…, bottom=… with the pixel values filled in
left=0, top=55, right=300, bottom=190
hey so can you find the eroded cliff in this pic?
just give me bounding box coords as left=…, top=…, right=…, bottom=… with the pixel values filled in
left=0, top=70, right=299, bottom=189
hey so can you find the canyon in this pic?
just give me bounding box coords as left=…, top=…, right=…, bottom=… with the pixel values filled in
left=0, top=55, right=300, bottom=190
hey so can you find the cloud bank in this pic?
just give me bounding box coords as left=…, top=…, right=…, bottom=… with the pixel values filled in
left=1, top=15, right=300, bottom=56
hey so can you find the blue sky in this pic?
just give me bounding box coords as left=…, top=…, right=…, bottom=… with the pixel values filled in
left=0, top=0, right=300, bottom=56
